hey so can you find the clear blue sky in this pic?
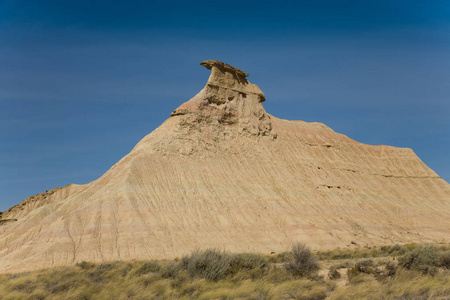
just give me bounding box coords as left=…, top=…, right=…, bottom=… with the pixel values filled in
left=1, top=0, right=449, bottom=211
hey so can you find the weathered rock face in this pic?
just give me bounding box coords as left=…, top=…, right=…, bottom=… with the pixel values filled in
left=170, top=60, right=276, bottom=143
left=0, top=60, right=449, bottom=273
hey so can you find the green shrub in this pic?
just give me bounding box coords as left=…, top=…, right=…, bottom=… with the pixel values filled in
left=398, top=245, right=440, bottom=275
left=284, top=243, right=320, bottom=277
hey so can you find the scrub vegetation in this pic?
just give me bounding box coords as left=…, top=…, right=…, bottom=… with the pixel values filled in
left=0, top=243, right=449, bottom=299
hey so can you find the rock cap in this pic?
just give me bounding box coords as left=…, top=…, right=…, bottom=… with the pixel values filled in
left=200, top=60, right=249, bottom=78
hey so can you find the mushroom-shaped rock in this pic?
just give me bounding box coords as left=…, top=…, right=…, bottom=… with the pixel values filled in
left=170, top=60, right=274, bottom=138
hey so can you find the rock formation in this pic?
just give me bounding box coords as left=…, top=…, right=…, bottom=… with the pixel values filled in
left=0, top=60, right=449, bottom=273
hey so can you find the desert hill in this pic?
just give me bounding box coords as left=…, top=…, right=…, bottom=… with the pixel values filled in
left=0, top=60, right=449, bottom=273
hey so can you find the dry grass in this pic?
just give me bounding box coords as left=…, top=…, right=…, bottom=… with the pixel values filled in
left=315, top=243, right=450, bottom=262
left=329, top=269, right=450, bottom=300
left=0, top=243, right=448, bottom=299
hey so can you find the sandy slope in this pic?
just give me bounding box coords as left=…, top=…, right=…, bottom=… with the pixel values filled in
left=0, top=60, right=448, bottom=273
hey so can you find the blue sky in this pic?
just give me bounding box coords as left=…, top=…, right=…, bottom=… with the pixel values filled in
left=1, top=0, right=449, bottom=211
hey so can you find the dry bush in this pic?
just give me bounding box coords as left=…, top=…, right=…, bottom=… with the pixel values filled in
left=382, top=261, right=398, bottom=278
left=266, top=265, right=295, bottom=283
left=328, top=266, right=341, bottom=280
left=133, top=261, right=161, bottom=276
left=328, top=260, right=352, bottom=280
left=179, top=249, right=231, bottom=281
left=166, top=249, right=268, bottom=282
left=330, top=268, right=450, bottom=299
left=398, top=245, right=440, bottom=275
left=0, top=244, right=448, bottom=299
left=355, top=259, right=374, bottom=273
left=269, top=279, right=333, bottom=300
left=347, top=260, right=376, bottom=282
left=334, top=260, right=352, bottom=269
left=161, top=261, right=181, bottom=279
left=439, top=250, right=450, bottom=269
left=76, top=261, right=95, bottom=270
left=227, top=252, right=267, bottom=279
left=267, top=251, right=293, bottom=263
left=285, top=243, right=320, bottom=277
left=387, top=244, right=407, bottom=256
left=316, top=244, right=418, bottom=261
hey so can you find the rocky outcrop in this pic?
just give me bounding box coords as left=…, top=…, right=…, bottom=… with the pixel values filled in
left=0, top=219, right=17, bottom=226
left=0, top=61, right=448, bottom=273
left=155, top=60, right=276, bottom=157
left=171, top=60, right=273, bottom=134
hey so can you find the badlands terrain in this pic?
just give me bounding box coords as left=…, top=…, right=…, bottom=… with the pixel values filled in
left=0, top=60, right=449, bottom=273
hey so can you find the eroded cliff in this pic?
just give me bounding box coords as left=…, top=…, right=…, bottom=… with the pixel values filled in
left=0, top=60, right=448, bottom=273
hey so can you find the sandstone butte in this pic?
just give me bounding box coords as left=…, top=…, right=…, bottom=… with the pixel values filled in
left=0, top=60, right=449, bottom=274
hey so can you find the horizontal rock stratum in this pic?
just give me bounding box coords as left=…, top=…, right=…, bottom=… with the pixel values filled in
left=1, top=60, right=449, bottom=273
